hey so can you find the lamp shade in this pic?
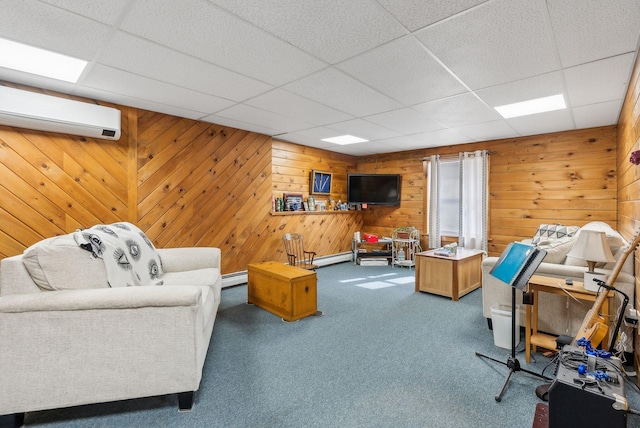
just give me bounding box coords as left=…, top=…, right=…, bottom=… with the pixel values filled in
left=566, top=230, right=615, bottom=271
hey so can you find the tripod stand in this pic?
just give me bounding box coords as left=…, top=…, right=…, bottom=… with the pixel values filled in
left=475, top=285, right=549, bottom=402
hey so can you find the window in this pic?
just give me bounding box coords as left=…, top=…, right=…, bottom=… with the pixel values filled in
left=439, top=160, right=460, bottom=236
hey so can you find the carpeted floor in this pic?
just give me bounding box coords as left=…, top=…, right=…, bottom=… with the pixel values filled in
left=22, top=262, right=640, bottom=427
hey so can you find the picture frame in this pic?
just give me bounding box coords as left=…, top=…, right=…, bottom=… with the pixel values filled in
left=310, top=170, right=332, bottom=195
left=283, top=193, right=304, bottom=211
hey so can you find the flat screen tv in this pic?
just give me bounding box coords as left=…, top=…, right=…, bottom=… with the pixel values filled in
left=347, top=174, right=401, bottom=206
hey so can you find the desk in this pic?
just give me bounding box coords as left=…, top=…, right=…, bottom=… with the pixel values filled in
left=525, top=274, right=613, bottom=363
left=414, top=248, right=483, bottom=301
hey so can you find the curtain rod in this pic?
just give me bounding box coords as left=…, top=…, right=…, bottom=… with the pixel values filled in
left=422, top=150, right=495, bottom=161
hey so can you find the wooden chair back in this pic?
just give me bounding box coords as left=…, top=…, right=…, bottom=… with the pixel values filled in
left=282, top=233, right=318, bottom=270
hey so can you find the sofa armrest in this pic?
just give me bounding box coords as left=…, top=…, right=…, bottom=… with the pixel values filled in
left=157, top=247, right=221, bottom=273
left=0, top=286, right=203, bottom=313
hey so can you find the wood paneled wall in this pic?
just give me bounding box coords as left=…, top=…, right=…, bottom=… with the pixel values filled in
left=271, top=140, right=363, bottom=261
left=0, top=85, right=132, bottom=257
left=0, top=77, right=632, bottom=272
left=355, top=151, right=426, bottom=243
left=0, top=84, right=362, bottom=274
left=483, top=127, right=617, bottom=256
left=615, top=48, right=640, bottom=369
left=617, top=52, right=640, bottom=242
left=360, top=127, right=618, bottom=257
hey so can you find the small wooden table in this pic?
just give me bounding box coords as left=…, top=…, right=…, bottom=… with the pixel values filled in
left=414, top=248, right=484, bottom=301
left=247, top=261, right=318, bottom=322
left=525, top=274, right=613, bottom=363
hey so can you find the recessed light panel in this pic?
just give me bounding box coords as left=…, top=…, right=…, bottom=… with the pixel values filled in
left=321, top=134, right=369, bottom=145
left=0, top=37, right=87, bottom=83
left=495, top=94, right=566, bottom=119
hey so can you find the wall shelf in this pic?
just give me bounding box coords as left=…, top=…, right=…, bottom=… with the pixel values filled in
left=270, top=211, right=358, bottom=216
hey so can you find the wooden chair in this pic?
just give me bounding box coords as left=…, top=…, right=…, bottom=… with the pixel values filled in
left=282, top=233, right=318, bottom=270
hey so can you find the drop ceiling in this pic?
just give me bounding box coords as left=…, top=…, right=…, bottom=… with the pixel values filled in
left=1, top=0, right=639, bottom=156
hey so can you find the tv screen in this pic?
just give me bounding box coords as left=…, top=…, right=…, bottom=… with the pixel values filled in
left=347, top=174, right=401, bottom=206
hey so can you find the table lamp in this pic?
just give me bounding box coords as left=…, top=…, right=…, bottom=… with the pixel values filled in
left=566, top=230, right=615, bottom=292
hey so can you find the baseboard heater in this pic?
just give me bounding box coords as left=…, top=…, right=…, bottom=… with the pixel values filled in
left=221, top=252, right=352, bottom=288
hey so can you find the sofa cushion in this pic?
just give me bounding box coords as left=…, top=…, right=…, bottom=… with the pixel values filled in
left=161, top=268, right=220, bottom=288
left=22, top=234, right=109, bottom=291
left=531, top=224, right=579, bottom=245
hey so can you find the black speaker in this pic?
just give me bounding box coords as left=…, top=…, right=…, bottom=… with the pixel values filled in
left=548, top=347, right=627, bottom=428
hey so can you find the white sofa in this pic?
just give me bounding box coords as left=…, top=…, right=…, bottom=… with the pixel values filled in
left=482, top=222, right=635, bottom=351
left=0, top=223, right=222, bottom=425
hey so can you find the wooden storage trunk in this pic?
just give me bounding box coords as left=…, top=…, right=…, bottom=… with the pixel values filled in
left=247, top=261, right=317, bottom=322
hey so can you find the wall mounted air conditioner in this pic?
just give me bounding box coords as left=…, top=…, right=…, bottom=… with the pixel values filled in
left=0, top=86, right=121, bottom=140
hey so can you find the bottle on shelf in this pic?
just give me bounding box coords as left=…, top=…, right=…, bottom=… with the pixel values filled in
left=398, top=248, right=405, bottom=261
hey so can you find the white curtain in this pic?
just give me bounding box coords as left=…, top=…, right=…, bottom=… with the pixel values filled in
left=458, top=150, right=488, bottom=252
left=427, top=155, right=441, bottom=249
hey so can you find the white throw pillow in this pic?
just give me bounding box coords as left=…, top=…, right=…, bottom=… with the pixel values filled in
left=22, top=234, right=108, bottom=291
left=536, top=236, right=577, bottom=264
left=531, top=224, right=579, bottom=245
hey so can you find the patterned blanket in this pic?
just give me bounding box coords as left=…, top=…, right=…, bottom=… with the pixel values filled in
left=74, top=222, right=164, bottom=287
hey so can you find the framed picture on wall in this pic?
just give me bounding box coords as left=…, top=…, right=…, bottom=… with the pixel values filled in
left=310, top=170, right=332, bottom=195
left=283, top=193, right=304, bottom=211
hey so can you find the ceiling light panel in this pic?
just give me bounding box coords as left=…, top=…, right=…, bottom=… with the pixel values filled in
left=0, top=37, right=87, bottom=83
left=495, top=94, right=566, bottom=119
left=321, top=135, right=369, bottom=145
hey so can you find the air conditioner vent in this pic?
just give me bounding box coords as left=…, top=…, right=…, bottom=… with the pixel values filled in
left=0, top=86, right=121, bottom=140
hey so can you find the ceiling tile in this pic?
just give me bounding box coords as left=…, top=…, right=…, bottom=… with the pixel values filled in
left=98, top=32, right=272, bottom=102
left=572, top=100, right=622, bottom=129
left=210, top=0, right=408, bottom=64
left=81, top=65, right=235, bottom=114
left=329, top=140, right=392, bottom=156
left=338, top=36, right=467, bottom=105
left=364, top=135, right=428, bottom=153
left=365, top=108, right=444, bottom=134
left=1, top=0, right=112, bottom=60
left=413, top=93, right=501, bottom=128
left=325, top=119, right=400, bottom=141
left=120, top=0, right=326, bottom=86
left=273, top=132, right=338, bottom=151
left=475, top=71, right=565, bottom=107
left=283, top=68, right=403, bottom=117
left=454, top=120, right=518, bottom=141
left=548, top=0, right=640, bottom=67
left=244, top=89, right=354, bottom=126
left=377, top=0, right=490, bottom=31
left=412, top=128, right=472, bottom=147
left=564, top=54, right=635, bottom=107
left=201, top=115, right=283, bottom=137
left=506, top=109, right=575, bottom=136
left=78, top=87, right=208, bottom=121
left=416, top=0, right=559, bottom=89
left=40, top=0, right=131, bottom=25
left=214, top=104, right=316, bottom=134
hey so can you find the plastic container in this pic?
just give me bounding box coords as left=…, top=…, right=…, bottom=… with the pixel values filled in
left=491, top=303, right=520, bottom=349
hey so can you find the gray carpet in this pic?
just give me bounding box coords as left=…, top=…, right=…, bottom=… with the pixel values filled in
left=23, top=262, right=640, bottom=427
